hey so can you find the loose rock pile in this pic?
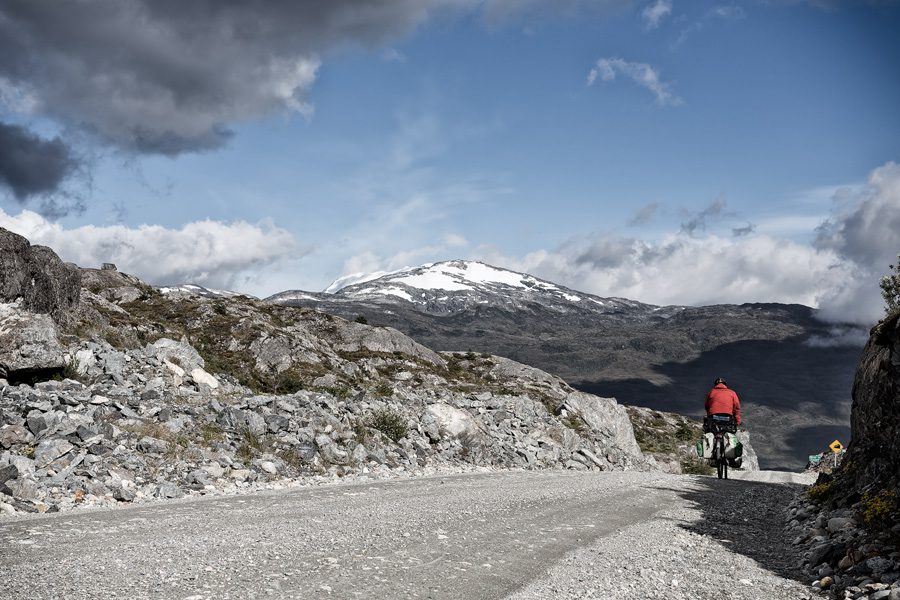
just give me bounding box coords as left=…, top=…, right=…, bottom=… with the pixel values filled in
left=785, top=491, right=900, bottom=599
left=0, top=329, right=650, bottom=515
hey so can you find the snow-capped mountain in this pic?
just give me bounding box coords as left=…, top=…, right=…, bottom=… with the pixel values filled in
left=270, top=260, right=664, bottom=318
left=266, top=259, right=862, bottom=470
left=159, top=284, right=254, bottom=299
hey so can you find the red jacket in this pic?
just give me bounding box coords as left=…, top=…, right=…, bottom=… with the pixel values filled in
left=705, top=383, right=741, bottom=425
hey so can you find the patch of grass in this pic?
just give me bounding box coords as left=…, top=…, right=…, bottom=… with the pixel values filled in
left=236, top=427, right=270, bottom=463
left=352, top=420, right=369, bottom=444
left=272, top=370, right=305, bottom=394
left=354, top=314, right=368, bottom=324
left=23, top=445, right=35, bottom=459
left=562, top=414, right=588, bottom=436
left=680, top=457, right=715, bottom=475
left=370, top=408, right=407, bottom=443
left=373, top=381, right=394, bottom=397
left=674, top=420, right=700, bottom=442
left=318, top=385, right=351, bottom=400
left=122, top=421, right=179, bottom=443
left=631, top=419, right=678, bottom=455
left=278, top=448, right=307, bottom=471
left=200, top=422, right=224, bottom=445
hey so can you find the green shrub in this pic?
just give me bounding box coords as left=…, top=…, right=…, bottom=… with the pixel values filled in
left=861, top=489, right=899, bottom=529
left=370, top=408, right=407, bottom=442
left=807, top=481, right=836, bottom=503
left=373, top=381, right=393, bottom=397
left=236, top=427, right=269, bottom=462
left=354, top=315, right=368, bottom=324
left=880, top=254, right=900, bottom=314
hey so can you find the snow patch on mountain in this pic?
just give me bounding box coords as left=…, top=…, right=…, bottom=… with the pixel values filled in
left=324, top=267, right=411, bottom=293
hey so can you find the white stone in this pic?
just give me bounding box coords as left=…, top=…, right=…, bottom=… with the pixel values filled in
left=74, top=349, right=96, bottom=374
left=163, top=358, right=185, bottom=378
left=203, top=464, right=225, bottom=478
left=424, top=403, right=481, bottom=439
left=190, top=367, right=219, bottom=389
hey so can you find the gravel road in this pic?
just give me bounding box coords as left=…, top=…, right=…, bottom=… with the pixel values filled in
left=0, top=471, right=812, bottom=599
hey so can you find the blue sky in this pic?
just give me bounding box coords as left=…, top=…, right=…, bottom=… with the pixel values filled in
left=1, top=0, right=899, bottom=324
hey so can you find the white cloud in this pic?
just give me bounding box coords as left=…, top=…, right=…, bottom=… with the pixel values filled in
left=587, top=57, right=682, bottom=106
left=477, top=233, right=850, bottom=308
left=0, top=208, right=301, bottom=291
left=443, top=232, right=469, bottom=247
left=469, top=162, right=900, bottom=326
left=813, top=161, right=900, bottom=323
left=641, top=0, right=673, bottom=29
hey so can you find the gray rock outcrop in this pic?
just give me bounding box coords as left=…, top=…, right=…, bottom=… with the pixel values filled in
left=836, top=310, right=900, bottom=498
left=0, top=303, right=65, bottom=380
left=562, top=391, right=641, bottom=457
left=0, top=227, right=81, bottom=320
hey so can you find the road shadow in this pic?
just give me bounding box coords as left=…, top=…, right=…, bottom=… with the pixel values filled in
left=664, top=476, right=807, bottom=582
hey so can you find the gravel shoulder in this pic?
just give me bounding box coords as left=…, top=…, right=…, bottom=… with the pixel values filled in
left=511, top=473, right=814, bottom=600
left=0, top=471, right=812, bottom=600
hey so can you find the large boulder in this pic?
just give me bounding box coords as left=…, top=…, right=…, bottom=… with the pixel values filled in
left=561, top=391, right=643, bottom=458
left=423, top=403, right=483, bottom=440
left=835, top=311, right=900, bottom=498
left=0, top=227, right=81, bottom=320
left=0, top=303, right=65, bottom=380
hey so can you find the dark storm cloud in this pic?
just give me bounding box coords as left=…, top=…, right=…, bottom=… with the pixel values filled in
left=0, top=121, right=77, bottom=200
left=0, top=1, right=454, bottom=155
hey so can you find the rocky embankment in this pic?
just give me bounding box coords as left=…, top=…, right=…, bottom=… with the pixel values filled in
left=0, top=227, right=650, bottom=515
left=786, top=311, right=900, bottom=600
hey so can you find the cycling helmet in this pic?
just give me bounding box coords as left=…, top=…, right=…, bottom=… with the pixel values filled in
left=714, top=377, right=727, bottom=386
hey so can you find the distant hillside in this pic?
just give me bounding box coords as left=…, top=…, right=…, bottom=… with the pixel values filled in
left=268, top=260, right=863, bottom=469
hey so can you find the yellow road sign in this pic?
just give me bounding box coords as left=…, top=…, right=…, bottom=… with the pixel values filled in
left=829, top=440, right=844, bottom=453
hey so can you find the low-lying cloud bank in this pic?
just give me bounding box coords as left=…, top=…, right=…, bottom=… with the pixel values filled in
left=478, top=162, right=900, bottom=327
left=0, top=209, right=299, bottom=291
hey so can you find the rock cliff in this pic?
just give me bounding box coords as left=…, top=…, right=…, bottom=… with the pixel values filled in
left=0, top=228, right=81, bottom=320
left=783, top=311, right=900, bottom=599
left=836, top=310, right=900, bottom=501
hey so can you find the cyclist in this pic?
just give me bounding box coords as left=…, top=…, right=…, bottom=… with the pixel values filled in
left=703, top=377, right=741, bottom=432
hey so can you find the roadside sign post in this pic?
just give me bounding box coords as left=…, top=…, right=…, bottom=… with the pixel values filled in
left=829, top=440, right=844, bottom=467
